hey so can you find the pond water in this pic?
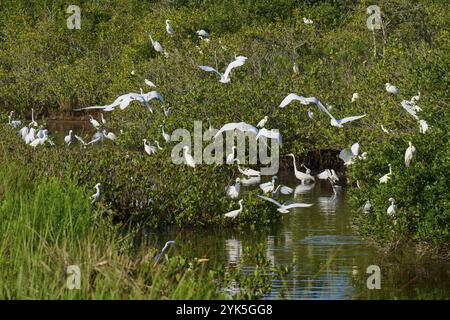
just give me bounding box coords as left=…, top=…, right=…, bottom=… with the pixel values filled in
left=46, top=120, right=450, bottom=300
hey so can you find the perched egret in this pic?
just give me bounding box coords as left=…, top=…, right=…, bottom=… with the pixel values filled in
left=351, top=93, right=359, bottom=102
left=362, top=200, right=372, bottom=213
left=64, top=130, right=73, bottom=146
left=103, top=130, right=117, bottom=141
left=260, top=176, right=277, bottom=194
left=293, top=63, right=300, bottom=74
left=29, top=130, right=48, bottom=147
left=144, top=139, right=156, bottom=155
left=100, top=113, right=106, bottom=125
left=404, top=141, right=416, bottom=167
left=256, top=116, right=268, bottom=128
left=165, top=20, right=174, bottom=37
left=154, top=240, right=176, bottom=265
left=89, top=116, right=101, bottom=130
left=160, top=124, right=171, bottom=142
left=144, top=79, right=156, bottom=88
left=8, top=111, right=21, bottom=128
left=24, top=127, right=36, bottom=144
left=273, top=184, right=294, bottom=196
left=155, top=141, right=163, bottom=150
left=226, top=146, right=237, bottom=164
left=224, top=199, right=244, bottom=219
left=286, top=154, right=315, bottom=184
left=387, top=198, right=397, bottom=216
left=339, top=142, right=360, bottom=166
left=146, top=32, right=166, bottom=56
left=240, top=176, right=261, bottom=186
left=199, top=55, right=247, bottom=83
left=303, top=17, right=313, bottom=25
left=29, top=108, right=38, bottom=127
left=183, top=146, right=195, bottom=168
left=385, top=83, right=399, bottom=94
left=18, top=126, right=29, bottom=141
left=379, top=164, right=392, bottom=184
left=257, top=195, right=313, bottom=213
left=225, top=178, right=241, bottom=199
left=419, top=119, right=429, bottom=134
left=214, top=122, right=258, bottom=139
left=234, top=159, right=260, bottom=177
left=91, top=183, right=101, bottom=204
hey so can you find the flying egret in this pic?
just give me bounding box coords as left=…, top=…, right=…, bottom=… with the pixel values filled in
left=75, top=135, right=101, bottom=148
left=165, top=20, right=174, bottom=37
left=387, top=198, right=396, bottom=216
left=91, top=183, right=101, bottom=204
left=89, top=116, right=101, bottom=130
left=385, top=83, right=399, bottom=94
left=183, top=146, right=195, bottom=168
left=234, top=159, right=260, bottom=177
left=339, top=142, right=360, bottom=166
left=260, top=176, right=277, bottom=194
left=144, top=79, right=156, bottom=88
left=199, top=55, right=247, bottom=83
left=160, top=124, right=171, bottom=142
left=214, top=122, right=258, bottom=139
left=225, top=178, right=241, bottom=199
left=64, top=130, right=73, bottom=146
left=286, top=154, right=315, bottom=184
left=351, top=93, right=359, bottom=102
left=224, top=199, right=244, bottom=219
left=226, top=146, right=237, bottom=164
left=153, top=240, right=176, bottom=265
left=404, top=141, right=416, bottom=167
left=103, top=130, right=117, bottom=141
left=255, top=128, right=282, bottom=147
left=317, top=169, right=339, bottom=184
left=144, top=139, right=156, bottom=155
left=279, top=94, right=365, bottom=127
left=379, top=164, right=392, bottom=183
left=257, top=195, right=313, bottom=213
left=303, top=17, right=313, bottom=25
left=256, top=116, right=268, bottom=128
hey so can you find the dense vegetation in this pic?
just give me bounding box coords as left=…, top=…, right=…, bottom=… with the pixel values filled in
left=0, top=0, right=448, bottom=252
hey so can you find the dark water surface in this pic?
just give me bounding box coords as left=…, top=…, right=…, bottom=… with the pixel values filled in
left=47, top=120, right=450, bottom=300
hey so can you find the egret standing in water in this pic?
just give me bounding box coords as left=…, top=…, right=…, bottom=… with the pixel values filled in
left=91, top=183, right=101, bottom=204
left=64, top=130, right=73, bottom=146
left=286, top=154, right=315, bottom=184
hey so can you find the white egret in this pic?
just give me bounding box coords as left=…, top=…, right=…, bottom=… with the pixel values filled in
left=91, top=183, right=101, bottom=204
left=89, top=115, right=101, bottom=130
left=411, top=91, right=421, bottom=104
left=19, top=126, right=29, bottom=141
left=160, top=124, right=171, bottom=142
left=338, top=142, right=360, bottom=166
left=226, top=146, right=237, bottom=164
left=153, top=240, right=176, bottom=265
left=286, top=154, right=315, bottom=184
left=103, top=130, right=117, bottom=141
left=199, top=55, right=247, bottom=83
left=293, top=63, right=299, bottom=73
left=29, top=108, right=38, bottom=127
left=100, top=113, right=106, bottom=125
left=146, top=32, right=166, bottom=56
left=317, top=169, right=339, bottom=184
left=155, top=141, right=163, bottom=150
left=144, top=139, right=156, bottom=155
left=255, top=128, right=282, bottom=147
left=29, top=130, right=49, bottom=147
left=196, top=29, right=209, bottom=39
left=257, top=195, right=313, bottom=213
left=214, top=122, right=258, bottom=139
left=8, top=111, right=21, bottom=128
left=144, top=79, right=156, bottom=88
left=379, top=164, right=392, bottom=183
left=224, top=199, right=244, bottom=219
left=401, top=100, right=420, bottom=120
left=362, top=200, right=372, bottom=213
left=303, top=17, right=313, bottom=25
left=385, top=83, right=399, bottom=94
left=240, top=176, right=261, bottom=186
left=260, top=176, right=277, bottom=194
left=256, top=116, right=268, bottom=128
left=225, top=178, right=241, bottom=199
left=24, top=127, right=36, bottom=144
left=273, top=184, right=294, bottom=195
left=183, top=146, right=195, bottom=168
left=279, top=94, right=365, bottom=127
left=234, top=159, right=260, bottom=177
left=75, top=135, right=101, bottom=147
left=351, top=93, right=359, bottom=102
left=419, top=119, right=429, bottom=134
left=165, top=20, right=174, bottom=37
left=387, top=198, right=396, bottom=216
left=404, top=141, right=416, bottom=167
left=64, top=130, right=73, bottom=146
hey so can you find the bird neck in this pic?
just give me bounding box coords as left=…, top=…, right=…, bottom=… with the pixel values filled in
left=290, top=155, right=298, bottom=172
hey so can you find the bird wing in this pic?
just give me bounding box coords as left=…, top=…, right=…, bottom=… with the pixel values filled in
left=199, top=65, right=221, bottom=77
left=339, top=148, right=355, bottom=164
left=223, top=56, right=247, bottom=80
left=144, top=91, right=164, bottom=104
left=280, top=185, right=293, bottom=194
left=86, top=137, right=101, bottom=145
left=214, top=122, right=258, bottom=139
left=74, top=135, right=87, bottom=145
left=317, top=169, right=331, bottom=180
left=256, top=128, right=282, bottom=146
left=283, top=202, right=313, bottom=209
left=401, top=100, right=419, bottom=120
left=257, top=195, right=282, bottom=208
left=279, top=93, right=308, bottom=108
left=337, top=115, right=366, bottom=125
left=351, top=142, right=360, bottom=156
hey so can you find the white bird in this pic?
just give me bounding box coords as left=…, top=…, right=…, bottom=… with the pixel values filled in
left=317, top=169, right=339, bottom=184
left=74, top=135, right=101, bottom=147
left=91, top=183, right=101, bottom=204
left=18, top=126, right=29, bottom=141
left=225, top=178, right=241, bottom=199
left=89, top=116, right=101, bottom=130
left=257, top=195, right=313, bottom=213
left=379, top=164, right=392, bottom=184
left=100, top=113, right=106, bottom=125
left=380, top=124, right=390, bottom=134
left=214, top=122, right=258, bottom=139
left=385, top=83, right=399, bottom=94
left=362, top=200, right=372, bottom=213
left=279, top=94, right=365, bottom=127
left=131, top=69, right=135, bottom=76
left=29, top=108, right=38, bottom=127
left=103, top=130, right=117, bottom=141
left=160, top=124, right=171, bottom=142
left=303, top=17, right=313, bottom=25
left=29, top=130, right=49, bottom=147
left=64, top=130, right=73, bottom=145
left=404, top=141, right=416, bottom=167
left=165, top=20, right=174, bottom=37
left=183, top=146, right=195, bottom=168
left=307, top=110, right=314, bottom=119
left=260, top=176, right=277, bottom=194
left=240, top=176, right=261, bottom=186
left=199, top=55, right=247, bottom=83
left=196, top=29, right=209, bottom=39
left=387, top=198, right=397, bottom=216
left=224, top=199, right=243, bottom=219
left=339, top=142, right=360, bottom=166
left=419, top=119, right=429, bottom=134
left=401, top=100, right=420, bottom=120
left=293, top=63, right=299, bottom=73
left=255, top=128, right=282, bottom=147
left=155, top=141, right=163, bottom=150
left=24, top=127, right=36, bottom=144
left=144, top=139, right=156, bottom=155
left=234, top=159, right=260, bottom=177
left=144, top=79, right=156, bottom=88
left=226, top=146, right=237, bottom=164
left=273, top=184, right=294, bottom=195
left=256, top=116, right=268, bottom=128
left=411, top=91, right=421, bottom=104
left=8, top=111, right=21, bottom=128
left=153, top=240, right=176, bottom=265
left=351, top=93, right=359, bottom=102
left=146, top=32, right=166, bottom=55
left=287, top=154, right=315, bottom=184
